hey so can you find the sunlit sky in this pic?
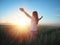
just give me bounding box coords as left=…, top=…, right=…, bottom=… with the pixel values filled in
left=0, top=0, right=60, bottom=25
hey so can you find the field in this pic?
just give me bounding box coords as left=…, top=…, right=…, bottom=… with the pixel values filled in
left=0, top=24, right=60, bottom=45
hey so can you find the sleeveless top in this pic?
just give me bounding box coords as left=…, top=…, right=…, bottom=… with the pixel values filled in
left=30, top=16, right=38, bottom=31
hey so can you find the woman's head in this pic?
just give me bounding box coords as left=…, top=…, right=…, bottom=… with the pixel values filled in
left=32, top=11, right=38, bottom=24
left=32, top=11, right=38, bottom=17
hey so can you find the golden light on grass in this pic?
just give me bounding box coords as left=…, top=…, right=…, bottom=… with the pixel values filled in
left=7, top=25, right=30, bottom=42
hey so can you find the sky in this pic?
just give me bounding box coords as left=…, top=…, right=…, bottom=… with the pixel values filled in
left=0, top=0, right=60, bottom=25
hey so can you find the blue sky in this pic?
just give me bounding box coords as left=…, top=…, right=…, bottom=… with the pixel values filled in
left=0, top=0, right=60, bottom=25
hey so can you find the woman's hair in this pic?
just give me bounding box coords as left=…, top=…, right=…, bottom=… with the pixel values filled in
left=32, top=11, right=38, bottom=24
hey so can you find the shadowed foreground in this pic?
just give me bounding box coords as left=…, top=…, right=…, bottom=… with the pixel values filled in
left=0, top=24, right=60, bottom=45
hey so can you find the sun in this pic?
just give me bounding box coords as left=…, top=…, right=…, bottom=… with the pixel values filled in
left=12, top=18, right=29, bottom=27
left=7, top=14, right=30, bottom=27
left=12, top=17, right=30, bottom=27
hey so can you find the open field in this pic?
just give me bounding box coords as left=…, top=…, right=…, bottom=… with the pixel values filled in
left=0, top=24, right=60, bottom=45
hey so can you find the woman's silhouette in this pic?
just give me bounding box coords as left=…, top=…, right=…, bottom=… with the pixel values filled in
left=19, top=8, right=43, bottom=40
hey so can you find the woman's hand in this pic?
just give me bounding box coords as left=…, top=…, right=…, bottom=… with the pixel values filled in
left=19, top=8, right=25, bottom=12
left=38, top=16, right=43, bottom=21
left=19, top=8, right=32, bottom=19
left=41, top=16, right=43, bottom=18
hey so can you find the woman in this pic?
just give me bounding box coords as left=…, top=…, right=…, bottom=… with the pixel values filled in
left=19, top=8, right=43, bottom=41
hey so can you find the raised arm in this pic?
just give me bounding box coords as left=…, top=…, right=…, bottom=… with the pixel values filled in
left=38, top=16, right=43, bottom=21
left=19, top=8, right=32, bottom=19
